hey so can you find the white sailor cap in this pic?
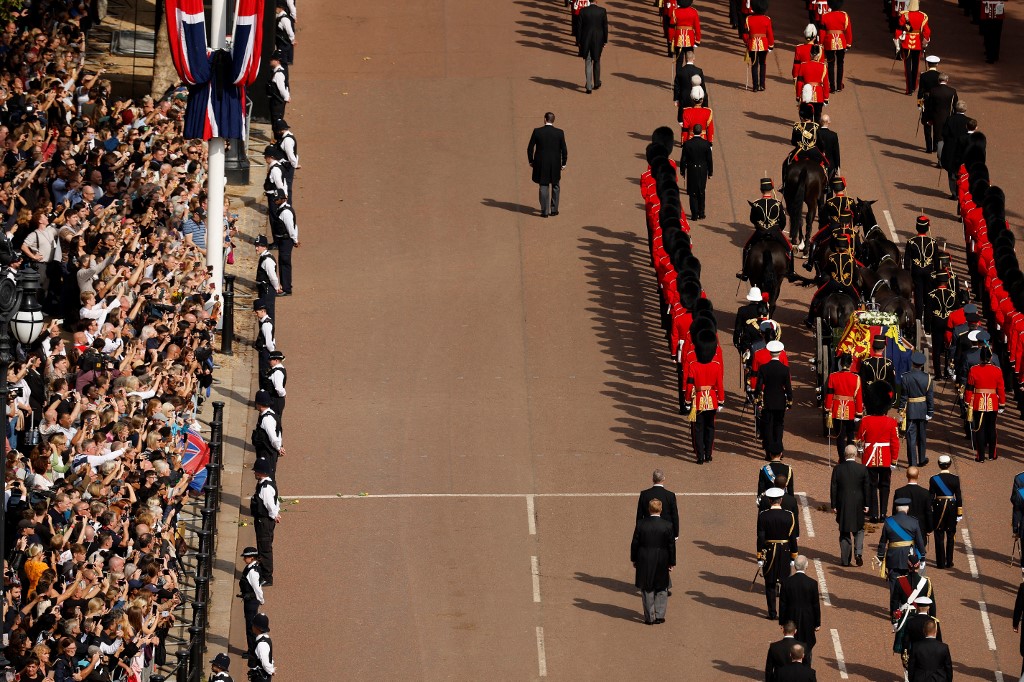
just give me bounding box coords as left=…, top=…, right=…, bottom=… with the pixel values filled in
left=746, top=286, right=763, bottom=302
left=914, top=596, right=933, bottom=606
left=765, top=487, right=785, bottom=499
left=925, top=55, right=941, bottom=64
left=766, top=340, right=785, bottom=354
left=968, top=330, right=981, bottom=342
left=938, top=454, right=951, bottom=465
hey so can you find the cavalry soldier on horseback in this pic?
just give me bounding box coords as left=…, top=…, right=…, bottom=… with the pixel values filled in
left=805, top=232, right=859, bottom=327
left=781, top=104, right=821, bottom=191
left=825, top=353, right=864, bottom=458
left=925, top=271, right=955, bottom=377
left=803, top=180, right=853, bottom=270
left=904, top=216, right=936, bottom=319
left=738, top=177, right=793, bottom=280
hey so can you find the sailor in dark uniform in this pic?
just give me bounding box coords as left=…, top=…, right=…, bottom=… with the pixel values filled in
left=757, top=487, right=799, bottom=620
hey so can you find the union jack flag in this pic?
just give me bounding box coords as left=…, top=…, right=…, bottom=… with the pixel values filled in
left=180, top=427, right=211, bottom=492
left=165, top=0, right=264, bottom=140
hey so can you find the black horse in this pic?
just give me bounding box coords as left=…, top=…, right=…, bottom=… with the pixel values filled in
left=783, top=159, right=826, bottom=251
left=741, top=240, right=788, bottom=312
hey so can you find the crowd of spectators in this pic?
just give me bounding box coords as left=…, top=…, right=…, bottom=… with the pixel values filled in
left=0, top=1, right=234, bottom=680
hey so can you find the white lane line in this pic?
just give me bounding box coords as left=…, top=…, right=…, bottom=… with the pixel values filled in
left=527, top=494, right=537, bottom=535
left=798, top=493, right=816, bottom=538
left=883, top=210, right=900, bottom=243
left=531, top=556, right=541, bottom=603
left=536, top=626, right=547, bottom=677
left=979, top=600, right=998, bottom=651
left=813, top=558, right=832, bottom=607
left=830, top=629, right=849, bottom=679
left=285, top=491, right=771, bottom=500
left=962, top=527, right=980, bottom=578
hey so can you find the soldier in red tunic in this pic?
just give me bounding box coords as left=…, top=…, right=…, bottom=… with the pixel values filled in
left=668, top=0, right=701, bottom=59
left=821, top=0, right=853, bottom=91
left=965, top=346, right=1005, bottom=462
left=680, top=87, right=714, bottom=146
left=685, top=329, right=725, bottom=465
left=742, top=0, right=774, bottom=91
left=825, top=353, right=864, bottom=458
left=794, top=44, right=830, bottom=122
left=807, top=0, right=829, bottom=27
left=792, top=24, right=820, bottom=79
left=895, top=0, right=931, bottom=95
left=858, top=382, right=900, bottom=522
left=979, top=0, right=1005, bottom=63
left=658, top=0, right=677, bottom=55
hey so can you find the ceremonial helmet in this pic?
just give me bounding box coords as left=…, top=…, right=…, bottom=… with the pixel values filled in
left=803, top=24, right=818, bottom=40
left=690, top=86, right=705, bottom=103
left=915, top=216, right=930, bottom=234
left=864, top=381, right=893, bottom=416
left=831, top=176, right=846, bottom=192
left=760, top=177, right=774, bottom=193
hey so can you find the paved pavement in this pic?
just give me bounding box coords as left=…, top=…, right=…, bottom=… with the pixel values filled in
left=216, top=0, right=1024, bottom=678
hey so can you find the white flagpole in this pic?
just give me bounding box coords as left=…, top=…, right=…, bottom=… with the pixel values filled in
left=206, top=0, right=228, bottom=297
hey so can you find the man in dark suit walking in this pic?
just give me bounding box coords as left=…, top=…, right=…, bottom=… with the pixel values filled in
left=940, top=103, right=970, bottom=199
left=907, top=619, right=952, bottom=681
left=631, top=498, right=675, bottom=624
left=830, top=444, right=870, bottom=566
left=778, top=556, right=821, bottom=665
left=756, top=341, right=793, bottom=457
left=673, top=51, right=709, bottom=120
left=916, top=55, right=942, bottom=153
left=526, top=112, right=568, bottom=218
left=776, top=644, right=817, bottom=681
left=893, top=466, right=934, bottom=549
left=924, top=73, right=958, bottom=167
left=681, top=123, right=712, bottom=220
left=765, top=622, right=806, bottom=682
left=578, top=0, right=608, bottom=94
left=636, top=469, right=679, bottom=539
left=815, top=114, right=840, bottom=181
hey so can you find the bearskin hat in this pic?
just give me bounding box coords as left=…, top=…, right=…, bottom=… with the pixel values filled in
left=827, top=0, right=843, bottom=8
left=680, top=255, right=702, bottom=279
left=864, top=381, right=894, bottom=416
left=679, top=278, right=702, bottom=309
left=694, top=328, right=718, bottom=364
left=678, top=0, right=694, bottom=7
left=751, top=0, right=769, bottom=14
left=646, top=143, right=669, bottom=166
left=652, top=126, right=677, bottom=154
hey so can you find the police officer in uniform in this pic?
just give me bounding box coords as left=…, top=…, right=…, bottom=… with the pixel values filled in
left=210, top=654, right=234, bottom=682
left=757, top=487, right=798, bottom=620
left=261, top=351, right=287, bottom=424
left=824, top=352, right=863, bottom=458
left=903, top=216, right=936, bottom=318
left=253, top=300, right=276, bottom=379
left=929, top=454, right=962, bottom=568
left=254, top=236, right=282, bottom=319
left=237, top=547, right=265, bottom=658
left=274, top=2, right=295, bottom=66
left=860, top=335, right=896, bottom=403
left=965, top=345, right=1005, bottom=462
left=925, top=271, right=955, bottom=377
left=268, top=191, right=298, bottom=296
left=738, top=177, right=792, bottom=279
left=249, top=613, right=276, bottom=680
left=898, top=352, right=934, bottom=467
left=266, top=52, right=290, bottom=123
left=263, top=147, right=288, bottom=201
left=252, top=390, right=283, bottom=478
left=250, top=460, right=281, bottom=587
left=272, top=120, right=299, bottom=198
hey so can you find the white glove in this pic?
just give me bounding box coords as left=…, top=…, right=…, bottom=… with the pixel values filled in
left=925, top=415, right=933, bottom=421
left=717, top=405, right=723, bottom=412
left=790, top=561, right=795, bottom=567
left=891, top=464, right=897, bottom=470
left=956, top=516, right=963, bottom=523
left=757, top=560, right=764, bottom=567
left=999, top=408, right=1006, bottom=414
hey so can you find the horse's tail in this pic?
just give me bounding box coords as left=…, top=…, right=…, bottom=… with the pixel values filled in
left=761, top=245, right=778, bottom=305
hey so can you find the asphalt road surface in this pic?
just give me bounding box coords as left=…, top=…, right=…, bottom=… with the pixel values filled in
left=229, top=0, right=1024, bottom=678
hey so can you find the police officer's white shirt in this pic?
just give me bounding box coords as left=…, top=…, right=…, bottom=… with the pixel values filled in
left=259, top=409, right=283, bottom=451
left=259, top=253, right=281, bottom=290
left=254, top=636, right=275, bottom=675
left=283, top=0, right=296, bottom=20
left=267, top=163, right=287, bottom=195
left=271, top=68, right=290, bottom=102
left=246, top=562, right=265, bottom=604
left=276, top=13, right=295, bottom=42
left=258, top=315, right=276, bottom=352
left=269, top=364, right=286, bottom=397
left=279, top=134, right=298, bottom=167
left=277, top=205, right=298, bottom=242
left=258, top=477, right=281, bottom=519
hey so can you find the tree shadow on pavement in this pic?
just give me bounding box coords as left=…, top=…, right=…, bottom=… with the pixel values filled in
left=529, top=76, right=580, bottom=92
left=572, top=597, right=645, bottom=622
left=574, top=572, right=638, bottom=595
left=481, top=198, right=536, bottom=215
left=711, top=660, right=764, bottom=678
left=578, top=225, right=688, bottom=458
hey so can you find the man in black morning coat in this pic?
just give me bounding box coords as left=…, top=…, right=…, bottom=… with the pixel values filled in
left=830, top=444, right=870, bottom=567
left=631, top=498, right=675, bottom=625
left=636, top=469, right=680, bottom=539
left=526, top=112, right=568, bottom=218
left=765, top=622, right=806, bottom=682
left=578, top=0, right=608, bottom=94
left=779, top=555, right=821, bottom=665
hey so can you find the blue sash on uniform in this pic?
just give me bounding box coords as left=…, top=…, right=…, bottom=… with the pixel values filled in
left=932, top=475, right=953, bottom=498
left=1015, top=473, right=1024, bottom=503
left=886, top=517, right=919, bottom=559
left=762, top=465, right=776, bottom=483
